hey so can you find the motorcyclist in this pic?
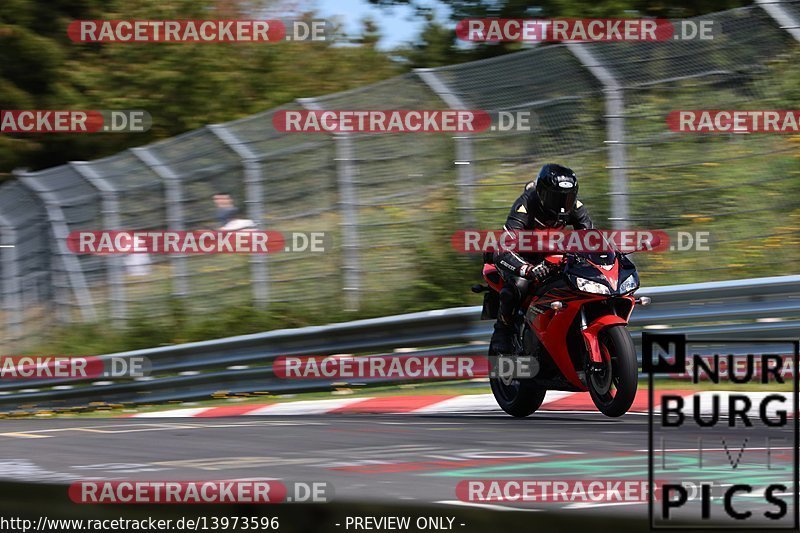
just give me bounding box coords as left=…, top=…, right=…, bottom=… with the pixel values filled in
left=490, top=163, right=594, bottom=354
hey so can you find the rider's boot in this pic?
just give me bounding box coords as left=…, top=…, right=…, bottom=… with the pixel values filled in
left=490, top=285, right=517, bottom=355
left=490, top=319, right=515, bottom=355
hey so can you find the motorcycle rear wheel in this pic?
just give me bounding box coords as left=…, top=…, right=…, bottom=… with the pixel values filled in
left=588, top=325, right=638, bottom=417
left=488, top=346, right=547, bottom=418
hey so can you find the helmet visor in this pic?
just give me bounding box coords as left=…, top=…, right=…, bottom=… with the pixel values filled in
left=538, top=187, right=577, bottom=217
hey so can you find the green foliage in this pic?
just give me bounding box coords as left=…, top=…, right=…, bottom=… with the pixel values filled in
left=0, top=0, right=402, bottom=174
left=35, top=284, right=482, bottom=356
left=8, top=1, right=800, bottom=357
left=368, top=0, right=750, bottom=19
left=370, top=0, right=752, bottom=66
left=398, top=15, right=462, bottom=68
left=406, top=196, right=483, bottom=312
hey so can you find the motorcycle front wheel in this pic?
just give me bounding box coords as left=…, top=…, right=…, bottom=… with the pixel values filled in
left=588, top=325, right=638, bottom=417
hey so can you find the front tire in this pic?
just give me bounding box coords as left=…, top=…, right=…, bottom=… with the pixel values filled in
left=489, top=347, right=547, bottom=418
left=588, top=325, right=638, bottom=417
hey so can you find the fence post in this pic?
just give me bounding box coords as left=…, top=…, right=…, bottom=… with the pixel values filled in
left=130, top=147, right=189, bottom=299
left=13, top=169, right=97, bottom=323
left=756, top=0, right=800, bottom=41
left=208, top=124, right=269, bottom=308
left=0, top=223, right=23, bottom=346
left=566, top=43, right=630, bottom=230
left=70, top=162, right=127, bottom=326
left=416, top=68, right=477, bottom=228
left=299, top=98, right=361, bottom=311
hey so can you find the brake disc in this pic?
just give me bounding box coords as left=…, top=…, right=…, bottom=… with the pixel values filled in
left=498, top=356, right=515, bottom=386
left=590, top=361, right=613, bottom=395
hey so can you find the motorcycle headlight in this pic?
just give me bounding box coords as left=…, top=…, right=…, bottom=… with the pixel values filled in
left=619, top=274, right=639, bottom=294
left=575, top=277, right=610, bottom=295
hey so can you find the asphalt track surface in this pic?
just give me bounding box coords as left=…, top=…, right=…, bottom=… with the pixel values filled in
left=0, top=405, right=794, bottom=530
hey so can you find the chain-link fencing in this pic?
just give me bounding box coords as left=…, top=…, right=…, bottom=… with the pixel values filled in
left=1, top=2, right=799, bottom=348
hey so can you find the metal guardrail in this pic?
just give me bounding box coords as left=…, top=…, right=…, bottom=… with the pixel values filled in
left=1, top=275, right=798, bottom=410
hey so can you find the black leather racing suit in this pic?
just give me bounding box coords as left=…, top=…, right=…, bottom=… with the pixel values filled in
left=493, top=182, right=594, bottom=323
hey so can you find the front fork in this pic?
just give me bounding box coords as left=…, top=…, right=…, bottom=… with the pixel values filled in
left=580, top=306, right=627, bottom=368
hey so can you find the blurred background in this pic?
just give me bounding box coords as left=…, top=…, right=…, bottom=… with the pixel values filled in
left=0, top=0, right=798, bottom=353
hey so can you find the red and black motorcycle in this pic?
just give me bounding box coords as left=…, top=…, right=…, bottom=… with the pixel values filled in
left=476, top=240, right=649, bottom=418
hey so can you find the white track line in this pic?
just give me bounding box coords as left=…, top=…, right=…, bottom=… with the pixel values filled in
left=435, top=500, right=542, bottom=512
left=412, top=394, right=499, bottom=414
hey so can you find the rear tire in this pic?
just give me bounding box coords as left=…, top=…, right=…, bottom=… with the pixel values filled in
left=489, top=347, right=547, bottom=418
left=588, top=325, right=638, bottom=417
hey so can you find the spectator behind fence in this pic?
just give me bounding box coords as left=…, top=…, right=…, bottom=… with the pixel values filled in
left=213, top=192, right=256, bottom=231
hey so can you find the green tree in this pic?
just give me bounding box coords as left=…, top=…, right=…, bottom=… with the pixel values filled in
left=0, top=0, right=402, bottom=176
left=369, top=0, right=752, bottom=66
left=399, top=14, right=461, bottom=68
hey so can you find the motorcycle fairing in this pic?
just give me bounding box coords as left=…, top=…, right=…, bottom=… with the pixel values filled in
left=530, top=291, right=603, bottom=389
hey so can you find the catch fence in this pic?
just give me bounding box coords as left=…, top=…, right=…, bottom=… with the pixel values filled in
left=2, top=2, right=799, bottom=348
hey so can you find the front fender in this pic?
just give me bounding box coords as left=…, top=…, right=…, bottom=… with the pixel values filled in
left=583, top=315, right=628, bottom=364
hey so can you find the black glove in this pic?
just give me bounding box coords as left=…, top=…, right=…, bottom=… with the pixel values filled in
left=519, top=261, right=555, bottom=282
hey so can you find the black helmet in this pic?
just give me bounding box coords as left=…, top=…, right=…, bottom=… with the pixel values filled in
left=534, top=164, right=578, bottom=226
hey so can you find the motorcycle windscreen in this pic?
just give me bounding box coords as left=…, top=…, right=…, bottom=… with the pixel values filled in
left=571, top=229, right=618, bottom=262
